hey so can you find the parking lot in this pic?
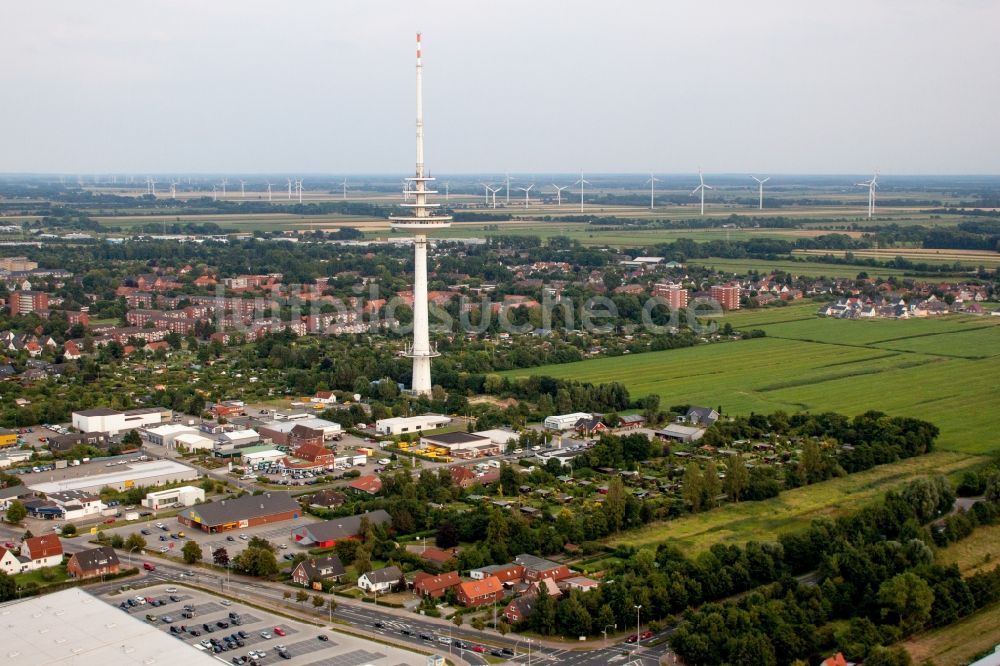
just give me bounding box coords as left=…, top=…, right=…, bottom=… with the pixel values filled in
left=104, top=583, right=428, bottom=666
left=104, top=511, right=323, bottom=563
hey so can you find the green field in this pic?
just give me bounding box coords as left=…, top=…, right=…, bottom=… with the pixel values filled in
left=613, top=451, right=984, bottom=552
left=502, top=307, right=1000, bottom=454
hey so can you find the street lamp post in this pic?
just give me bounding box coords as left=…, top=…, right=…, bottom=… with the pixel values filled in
left=634, top=604, right=642, bottom=656
left=603, top=623, right=617, bottom=647
left=128, top=546, right=139, bottom=568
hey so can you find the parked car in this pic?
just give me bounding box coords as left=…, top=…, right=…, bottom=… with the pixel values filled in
left=317, top=635, right=328, bottom=642
left=273, top=627, right=286, bottom=637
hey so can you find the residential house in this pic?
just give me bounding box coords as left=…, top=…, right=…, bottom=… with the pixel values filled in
left=291, top=555, right=346, bottom=587
left=685, top=406, right=719, bottom=426
left=456, top=575, right=504, bottom=607
left=574, top=417, right=608, bottom=438
left=469, top=563, right=524, bottom=585
left=527, top=578, right=562, bottom=599
left=413, top=571, right=461, bottom=599
left=66, top=546, right=120, bottom=578
left=560, top=575, right=600, bottom=592
left=293, top=442, right=334, bottom=465
left=357, top=565, right=403, bottom=594
left=0, top=546, right=25, bottom=575
left=22, top=534, right=63, bottom=569
left=503, top=593, right=538, bottom=624
left=308, top=489, right=345, bottom=510
left=617, top=414, right=646, bottom=430
left=348, top=475, right=383, bottom=495
left=513, top=554, right=572, bottom=583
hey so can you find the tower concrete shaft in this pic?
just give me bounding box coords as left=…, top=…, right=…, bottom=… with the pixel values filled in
left=388, top=33, right=451, bottom=396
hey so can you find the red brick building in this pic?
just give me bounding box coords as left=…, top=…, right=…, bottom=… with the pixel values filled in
left=652, top=282, right=689, bottom=309
left=293, top=442, right=335, bottom=466
left=67, top=546, right=120, bottom=578
left=10, top=291, right=49, bottom=315
left=710, top=284, right=741, bottom=311
left=456, top=576, right=504, bottom=607
left=177, top=492, right=299, bottom=533
left=413, top=571, right=461, bottom=599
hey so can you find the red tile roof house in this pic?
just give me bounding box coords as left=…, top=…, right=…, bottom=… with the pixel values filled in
left=456, top=575, right=504, bottom=608
left=413, top=571, right=461, bottom=599
left=22, top=534, right=64, bottom=569
left=293, top=442, right=335, bottom=465
left=348, top=475, right=383, bottom=495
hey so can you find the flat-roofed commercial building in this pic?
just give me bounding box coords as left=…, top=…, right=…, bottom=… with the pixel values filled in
left=27, top=459, right=198, bottom=494
left=374, top=414, right=450, bottom=436
left=0, top=587, right=218, bottom=665
left=142, top=485, right=205, bottom=510
left=177, top=491, right=300, bottom=533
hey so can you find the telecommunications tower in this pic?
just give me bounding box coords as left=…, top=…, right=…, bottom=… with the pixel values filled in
left=389, top=33, right=452, bottom=395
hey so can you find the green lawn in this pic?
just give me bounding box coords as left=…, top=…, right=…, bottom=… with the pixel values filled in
left=14, top=565, right=70, bottom=588
left=902, top=597, right=1000, bottom=666
left=502, top=311, right=1000, bottom=455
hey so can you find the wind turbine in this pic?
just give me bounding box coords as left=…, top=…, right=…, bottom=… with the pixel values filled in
left=220, top=179, right=228, bottom=199
left=340, top=179, right=348, bottom=200
left=239, top=180, right=246, bottom=198
left=574, top=170, right=591, bottom=213
left=645, top=173, right=660, bottom=210
left=691, top=168, right=713, bottom=216
left=266, top=181, right=273, bottom=202
left=296, top=179, right=303, bottom=203
left=211, top=185, right=218, bottom=201
left=551, top=184, right=569, bottom=206
left=517, top=184, right=534, bottom=208
left=486, top=184, right=501, bottom=209
left=856, top=172, right=878, bottom=219
left=480, top=183, right=492, bottom=205
left=443, top=181, right=449, bottom=201
left=149, top=178, right=157, bottom=196
left=170, top=180, right=177, bottom=199
left=750, top=175, right=770, bottom=210
left=504, top=173, right=513, bottom=204
left=402, top=179, right=411, bottom=202
left=286, top=178, right=292, bottom=199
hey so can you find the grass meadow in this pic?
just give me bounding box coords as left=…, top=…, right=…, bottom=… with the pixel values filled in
left=502, top=306, right=1000, bottom=454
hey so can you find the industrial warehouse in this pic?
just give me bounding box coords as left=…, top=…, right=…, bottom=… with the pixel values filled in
left=289, top=509, right=391, bottom=547
left=177, top=491, right=300, bottom=533
left=26, top=459, right=198, bottom=494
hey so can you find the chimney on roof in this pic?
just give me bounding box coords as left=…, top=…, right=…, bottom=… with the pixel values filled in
left=260, top=504, right=264, bottom=509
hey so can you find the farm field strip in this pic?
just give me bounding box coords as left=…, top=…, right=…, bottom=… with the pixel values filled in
left=613, top=451, right=985, bottom=552
left=937, top=523, right=1000, bottom=576
left=901, top=598, right=1000, bottom=666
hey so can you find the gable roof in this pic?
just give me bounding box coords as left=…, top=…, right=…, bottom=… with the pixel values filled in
left=294, top=555, right=345, bottom=581
left=363, top=565, right=402, bottom=585
left=348, top=475, right=382, bottom=494
left=458, top=575, right=503, bottom=599
left=513, top=553, right=562, bottom=573
left=178, top=492, right=298, bottom=527
left=294, top=510, right=391, bottom=543
left=686, top=406, right=719, bottom=424
left=413, top=570, right=461, bottom=595
left=70, top=546, right=120, bottom=572
left=504, top=593, right=537, bottom=620
left=24, top=533, right=63, bottom=559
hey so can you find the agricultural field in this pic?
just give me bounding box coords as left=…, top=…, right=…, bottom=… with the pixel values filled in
left=937, top=523, right=1000, bottom=576
left=614, top=451, right=985, bottom=552
left=901, top=599, right=1000, bottom=666
left=502, top=308, right=1000, bottom=454
left=684, top=256, right=916, bottom=279
left=794, top=247, right=1000, bottom=267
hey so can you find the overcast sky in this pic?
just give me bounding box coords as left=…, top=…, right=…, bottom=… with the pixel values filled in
left=2, top=1, right=998, bottom=175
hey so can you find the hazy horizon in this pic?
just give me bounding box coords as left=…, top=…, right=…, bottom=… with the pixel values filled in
left=2, top=1, right=999, bottom=175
